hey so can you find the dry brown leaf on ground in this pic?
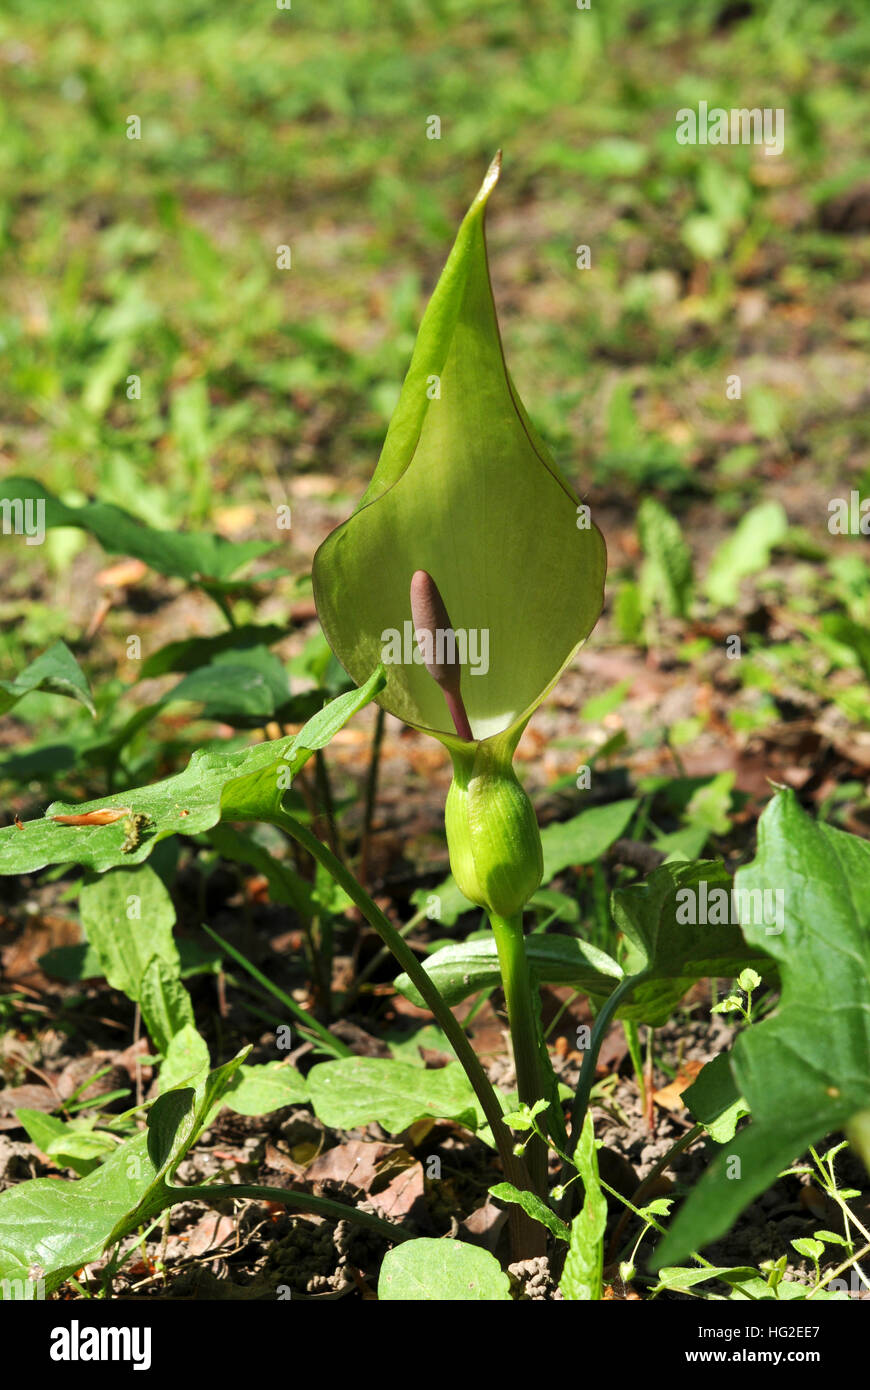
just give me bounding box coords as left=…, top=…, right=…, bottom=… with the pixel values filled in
left=185, top=1212, right=238, bottom=1258
left=653, top=1058, right=705, bottom=1112
left=96, top=559, right=148, bottom=588
left=366, top=1162, right=426, bottom=1225
left=0, top=1083, right=58, bottom=1115
left=305, top=1138, right=406, bottom=1194
left=458, top=1198, right=510, bottom=1252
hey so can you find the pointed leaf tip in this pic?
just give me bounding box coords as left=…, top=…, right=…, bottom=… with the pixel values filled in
left=469, top=152, right=502, bottom=216
left=483, top=150, right=501, bottom=193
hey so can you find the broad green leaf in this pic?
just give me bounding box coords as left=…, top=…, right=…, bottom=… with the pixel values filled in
left=489, top=1183, right=570, bottom=1242
left=652, top=1264, right=758, bottom=1294
left=38, top=942, right=104, bottom=981
left=654, top=790, right=870, bottom=1268
left=683, top=771, right=735, bottom=837
left=43, top=1131, right=118, bottom=1171
left=306, top=1058, right=478, bottom=1134
left=158, top=1024, right=211, bottom=1094
left=164, top=651, right=290, bottom=722
left=159, top=648, right=315, bottom=728
left=792, top=1238, right=825, bottom=1262
left=140, top=625, right=286, bottom=678
left=500, top=1099, right=549, bottom=1132
left=222, top=1062, right=309, bottom=1115
left=560, top=1115, right=607, bottom=1300
left=529, top=889, right=580, bottom=925
left=0, top=666, right=385, bottom=875
left=394, top=934, right=622, bottom=1009
left=409, top=875, right=477, bottom=927
left=638, top=497, right=693, bottom=619
left=79, top=864, right=179, bottom=1001
left=385, top=1024, right=454, bottom=1068
left=821, top=614, right=870, bottom=681
left=0, top=641, right=95, bottom=718
left=219, top=666, right=387, bottom=822
left=0, top=741, right=281, bottom=874
left=400, top=858, right=765, bottom=1022
left=602, top=860, right=771, bottom=1025
left=378, top=1238, right=511, bottom=1301
left=705, top=501, right=788, bottom=607
left=38, top=937, right=219, bottom=985
left=540, top=799, right=639, bottom=876
left=312, top=860, right=353, bottom=916
left=88, top=651, right=308, bottom=758
left=0, top=1050, right=248, bottom=1297
left=409, top=799, right=638, bottom=926
left=2, top=477, right=275, bottom=585
left=13, top=1110, right=73, bottom=1158
left=614, top=581, right=644, bottom=642
left=14, top=1111, right=116, bottom=1178
left=580, top=680, right=633, bottom=722
left=313, top=155, right=606, bottom=748
left=652, top=823, right=711, bottom=863
left=683, top=1053, right=749, bottom=1143
left=139, top=960, right=196, bottom=1056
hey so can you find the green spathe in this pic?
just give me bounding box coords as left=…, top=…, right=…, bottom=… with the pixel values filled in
left=312, top=153, right=606, bottom=750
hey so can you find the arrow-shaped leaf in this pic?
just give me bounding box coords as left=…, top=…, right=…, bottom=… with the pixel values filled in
left=2, top=476, right=276, bottom=584
left=0, top=666, right=385, bottom=876
left=0, top=641, right=95, bottom=718
left=306, top=1057, right=479, bottom=1135
left=602, top=859, right=772, bottom=1025
left=654, top=789, right=870, bottom=1268
left=0, top=1051, right=248, bottom=1297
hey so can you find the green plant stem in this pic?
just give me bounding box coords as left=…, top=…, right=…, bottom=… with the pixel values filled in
left=489, top=912, right=548, bottom=1208
left=183, top=1182, right=411, bottom=1244
left=277, top=812, right=540, bottom=1257
left=568, top=975, right=640, bottom=1153
left=808, top=1240, right=870, bottom=1299
left=313, top=912, right=334, bottom=1021
left=558, top=973, right=644, bottom=1213
left=624, top=1020, right=646, bottom=1116
left=358, top=703, right=385, bottom=887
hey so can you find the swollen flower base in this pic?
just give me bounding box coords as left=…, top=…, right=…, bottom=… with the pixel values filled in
left=445, top=736, right=543, bottom=920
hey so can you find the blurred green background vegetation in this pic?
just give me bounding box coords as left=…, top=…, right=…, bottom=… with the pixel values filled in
left=1, top=0, right=869, bottom=806
left=2, top=0, right=868, bottom=510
